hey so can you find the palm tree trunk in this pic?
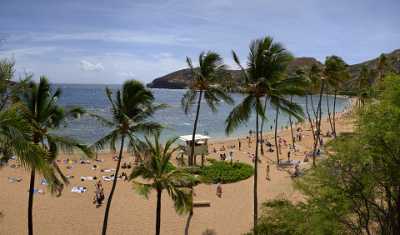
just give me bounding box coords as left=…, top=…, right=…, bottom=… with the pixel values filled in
left=28, top=136, right=40, bottom=235
left=155, top=188, right=162, bottom=235
left=259, top=98, right=268, bottom=155
left=253, top=111, right=259, bottom=235
left=326, top=94, right=334, bottom=134
left=190, top=91, right=203, bottom=166
left=101, top=136, right=125, bottom=235
left=274, top=107, right=280, bottom=164
left=332, top=90, right=337, bottom=137
left=288, top=96, right=295, bottom=146
left=313, top=80, right=325, bottom=166
left=28, top=168, right=35, bottom=235
left=305, top=95, right=316, bottom=145
left=184, top=186, right=194, bottom=235
left=310, top=94, right=318, bottom=119
left=184, top=208, right=193, bottom=235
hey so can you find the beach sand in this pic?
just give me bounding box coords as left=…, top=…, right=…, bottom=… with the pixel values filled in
left=0, top=110, right=354, bottom=235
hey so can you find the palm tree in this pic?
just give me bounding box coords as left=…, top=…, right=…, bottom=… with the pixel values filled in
left=287, top=70, right=309, bottom=147
left=304, top=65, right=323, bottom=166
left=312, top=75, right=326, bottom=166
left=324, top=56, right=348, bottom=137
left=357, top=65, right=371, bottom=107
left=182, top=51, right=233, bottom=166
left=269, top=74, right=305, bottom=164
left=307, top=65, right=322, bottom=120
left=92, top=80, right=163, bottom=235
left=130, top=133, right=194, bottom=235
left=0, top=59, right=32, bottom=111
left=225, top=36, right=302, bottom=234
left=377, top=54, right=388, bottom=81
left=16, top=77, right=93, bottom=235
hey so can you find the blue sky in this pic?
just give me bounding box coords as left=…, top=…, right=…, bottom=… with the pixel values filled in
left=0, top=0, right=399, bottom=84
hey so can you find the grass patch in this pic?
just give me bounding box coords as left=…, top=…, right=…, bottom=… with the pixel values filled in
left=199, top=160, right=254, bottom=184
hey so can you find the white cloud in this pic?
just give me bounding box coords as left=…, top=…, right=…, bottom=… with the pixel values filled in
left=11, top=31, right=193, bottom=46
left=0, top=46, right=56, bottom=58
left=80, top=60, right=104, bottom=72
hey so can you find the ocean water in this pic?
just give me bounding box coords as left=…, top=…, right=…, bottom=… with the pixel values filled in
left=54, top=84, right=351, bottom=145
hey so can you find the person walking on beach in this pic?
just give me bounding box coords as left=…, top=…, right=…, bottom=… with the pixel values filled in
left=287, top=151, right=291, bottom=162
left=216, top=183, right=222, bottom=198
left=238, top=139, right=241, bottom=151
left=266, top=164, right=270, bottom=180
left=94, top=180, right=105, bottom=208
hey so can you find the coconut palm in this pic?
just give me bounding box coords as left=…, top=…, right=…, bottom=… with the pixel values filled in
left=269, top=74, right=305, bottom=164
left=92, top=80, right=163, bottom=235
left=357, top=65, right=371, bottom=107
left=15, top=77, right=93, bottom=235
left=313, top=76, right=326, bottom=166
left=324, top=56, right=349, bottom=137
left=287, top=70, right=309, bottom=147
left=225, top=36, right=302, bottom=234
left=307, top=65, right=322, bottom=120
left=0, top=105, right=54, bottom=224
left=182, top=51, right=234, bottom=166
left=130, top=133, right=194, bottom=235
left=304, top=65, right=323, bottom=166
left=377, top=54, right=388, bottom=81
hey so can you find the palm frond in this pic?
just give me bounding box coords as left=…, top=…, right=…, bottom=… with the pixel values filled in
left=225, top=95, right=255, bottom=135
left=181, top=90, right=197, bottom=114
left=91, top=129, right=119, bottom=152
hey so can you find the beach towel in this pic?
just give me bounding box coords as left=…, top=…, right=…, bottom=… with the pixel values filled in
left=102, top=176, right=115, bottom=181
left=8, top=176, right=22, bottom=183
left=102, top=168, right=115, bottom=173
left=71, top=186, right=87, bottom=193
left=80, top=176, right=96, bottom=181
left=31, top=189, right=44, bottom=194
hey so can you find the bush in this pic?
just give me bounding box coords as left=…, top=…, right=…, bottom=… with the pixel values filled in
left=199, top=161, right=253, bottom=184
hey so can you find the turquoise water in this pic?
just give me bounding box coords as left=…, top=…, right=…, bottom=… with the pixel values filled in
left=54, top=84, right=351, bottom=145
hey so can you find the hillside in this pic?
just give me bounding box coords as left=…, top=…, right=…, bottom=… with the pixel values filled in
left=147, top=50, right=400, bottom=89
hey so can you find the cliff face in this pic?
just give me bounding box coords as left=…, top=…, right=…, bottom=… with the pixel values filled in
left=147, top=50, right=400, bottom=89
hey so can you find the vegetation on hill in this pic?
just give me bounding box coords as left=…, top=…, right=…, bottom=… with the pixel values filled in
left=147, top=49, right=400, bottom=94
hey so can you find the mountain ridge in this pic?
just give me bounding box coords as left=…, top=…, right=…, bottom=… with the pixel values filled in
left=147, top=49, right=400, bottom=89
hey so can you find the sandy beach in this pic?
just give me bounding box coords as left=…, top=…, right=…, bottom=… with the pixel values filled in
left=0, top=108, right=354, bottom=235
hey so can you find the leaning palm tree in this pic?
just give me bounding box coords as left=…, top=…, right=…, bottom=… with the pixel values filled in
left=130, top=133, right=194, bottom=235
left=225, top=36, right=302, bottom=234
left=15, top=77, right=93, bottom=235
left=92, top=80, right=163, bottom=235
left=324, top=56, right=349, bottom=137
left=182, top=51, right=233, bottom=166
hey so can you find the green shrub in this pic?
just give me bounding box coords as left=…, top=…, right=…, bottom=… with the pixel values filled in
left=200, top=161, right=253, bottom=184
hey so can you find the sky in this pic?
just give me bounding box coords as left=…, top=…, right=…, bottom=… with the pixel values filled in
left=0, top=0, right=399, bottom=84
